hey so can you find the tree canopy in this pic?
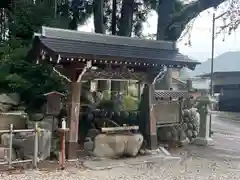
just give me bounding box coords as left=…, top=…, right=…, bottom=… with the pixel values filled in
left=0, top=2, right=67, bottom=110
left=0, top=0, right=239, bottom=109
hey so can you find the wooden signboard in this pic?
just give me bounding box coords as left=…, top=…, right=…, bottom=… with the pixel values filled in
left=44, top=91, right=65, bottom=115
left=154, top=100, right=181, bottom=126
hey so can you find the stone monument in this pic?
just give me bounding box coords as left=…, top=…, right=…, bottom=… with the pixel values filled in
left=193, top=95, right=216, bottom=146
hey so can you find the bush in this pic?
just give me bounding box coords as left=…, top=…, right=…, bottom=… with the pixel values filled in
left=122, top=95, right=139, bottom=111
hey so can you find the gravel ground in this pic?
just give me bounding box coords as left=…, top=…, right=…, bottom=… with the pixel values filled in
left=2, top=114, right=240, bottom=180
left=1, top=152, right=240, bottom=180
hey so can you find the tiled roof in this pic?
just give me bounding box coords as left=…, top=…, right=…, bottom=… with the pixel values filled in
left=35, top=26, right=200, bottom=70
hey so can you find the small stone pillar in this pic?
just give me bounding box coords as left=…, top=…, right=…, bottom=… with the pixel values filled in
left=193, top=95, right=216, bottom=146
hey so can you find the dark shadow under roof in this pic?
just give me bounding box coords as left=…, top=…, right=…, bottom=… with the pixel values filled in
left=35, top=26, right=200, bottom=70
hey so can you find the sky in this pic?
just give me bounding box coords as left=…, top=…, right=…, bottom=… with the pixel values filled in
left=78, top=4, right=240, bottom=63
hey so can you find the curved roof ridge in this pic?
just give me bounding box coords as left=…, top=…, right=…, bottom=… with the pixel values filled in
left=41, top=26, right=176, bottom=50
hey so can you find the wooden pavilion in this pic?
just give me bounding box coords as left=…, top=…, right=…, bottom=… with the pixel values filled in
left=28, top=26, right=200, bottom=159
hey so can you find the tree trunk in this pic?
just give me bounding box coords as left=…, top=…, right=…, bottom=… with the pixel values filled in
left=0, top=8, right=4, bottom=42
left=111, top=0, right=134, bottom=99
left=93, top=0, right=105, bottom=34
left=118, top=0, right=134, bottom=37
left=163, top=0, right=225, bottom=41
left=155, top=0, right=225, bottom=89
left=111, top=0, right=117, bottom=35
left=156, top=0, right=174, bottom=41
left=93, top=0, right=107, bottom=92
left=156, top=0, right=174, bottom=90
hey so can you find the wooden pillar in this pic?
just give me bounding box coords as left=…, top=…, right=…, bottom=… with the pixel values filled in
left=138, top=83, right=157, bottom=149
left=66, top=81, right=81, bottom=159
left=65, top=66, right=82, bottom=159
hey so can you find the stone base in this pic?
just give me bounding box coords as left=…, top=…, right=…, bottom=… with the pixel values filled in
left=193, top=137, right=214, bottom=146
left=146, top=134, right=158, bottom=150
left=65, top=142, right=78, bottom=160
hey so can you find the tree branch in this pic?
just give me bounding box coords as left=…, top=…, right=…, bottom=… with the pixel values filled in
left=164, top=0, right=226, bottom=41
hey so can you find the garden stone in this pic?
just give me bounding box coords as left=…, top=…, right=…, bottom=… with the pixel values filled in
left=188, top=123, right=193, bottom=130
left=179, top=137, right=190, bottom=146
left=192, top=130, right=198, bottom=138
left=0, top=147, right=16, bottom=162
left=186, top=130, right=193, bottom=138
left=12, top=130, right=52, bottom=160
left=0, top=93, right=19, bottom=106
left=179, top=130, right=186, bottom=141
left=189, top=108, right=198, bottom=117
left=1, top=133, right=14, bottom=146
left=0, top=111, right=27, bottom=131
left=0, top=103, right=12, bottom=112
left=29, top=113, right=45, bottom=121
left=84, top=137, right=94, bottom=153
left=27, top=116, right=55, bottom=132
left=7, top=93, right=20, bottom=105
left=183, top=109, right=190, bottom=117
left=184, top=117, right=191, bottom=122
left=182, top=123, right=188, bottom=131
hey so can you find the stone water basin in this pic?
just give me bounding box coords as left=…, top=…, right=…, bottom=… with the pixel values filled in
left=85, top=130, right=144, bottom=158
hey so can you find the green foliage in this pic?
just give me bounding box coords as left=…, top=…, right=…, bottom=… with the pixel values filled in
left=0, top=1, right=67, bottom=111
left=122, top=95, right=139, bottom=111
left=102, top=90, right=111, bottom=100
left=98, top=92, right=139, bottom=112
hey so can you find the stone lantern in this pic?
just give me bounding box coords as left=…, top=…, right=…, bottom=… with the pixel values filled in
left=193, top=95, right=216, bottom=146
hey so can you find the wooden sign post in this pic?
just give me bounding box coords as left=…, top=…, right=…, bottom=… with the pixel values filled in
left=44, top=91, right=65, bottom=116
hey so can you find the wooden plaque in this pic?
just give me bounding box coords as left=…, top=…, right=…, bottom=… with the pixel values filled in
left=154, top=101, right=180, bottom=126
left=44, top=91, right=65, bottom=115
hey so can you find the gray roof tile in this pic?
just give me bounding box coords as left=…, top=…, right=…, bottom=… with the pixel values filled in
left=42, top=26, right=175, bottom=50
left=154, top=90, right=189, bottom=100
left=36, top=26, right=200, bottom=69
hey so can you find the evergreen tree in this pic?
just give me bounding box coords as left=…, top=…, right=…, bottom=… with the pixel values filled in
left=0, top=1, right=66, bottom=110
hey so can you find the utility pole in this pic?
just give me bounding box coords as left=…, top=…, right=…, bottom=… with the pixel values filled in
left=209, top=12, right=216, bottom=137
left=210, top=13, right=215, bottom=96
